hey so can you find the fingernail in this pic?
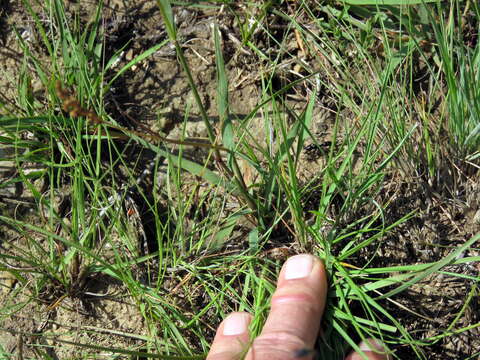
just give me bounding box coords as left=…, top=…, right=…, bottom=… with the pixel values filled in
left=223, top=313, right=249, bottom=336
left=359, top=338, right=387, bottom=353
left=284, top=255, right=313, bottom=280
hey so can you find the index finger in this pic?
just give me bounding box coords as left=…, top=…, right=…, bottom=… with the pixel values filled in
left=247, top=254, right=328, bottom=359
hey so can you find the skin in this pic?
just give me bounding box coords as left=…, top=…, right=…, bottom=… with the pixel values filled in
left=207, top=254, right=389, bottom=360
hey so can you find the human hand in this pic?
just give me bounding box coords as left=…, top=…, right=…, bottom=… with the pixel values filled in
left=207, top=254, right=389, bottom=360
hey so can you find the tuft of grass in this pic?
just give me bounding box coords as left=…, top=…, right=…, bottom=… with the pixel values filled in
left=0, top=0, right=479, bottom=359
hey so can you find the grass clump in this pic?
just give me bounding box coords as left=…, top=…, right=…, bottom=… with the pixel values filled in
left=0, top=0, right=479, bottom=359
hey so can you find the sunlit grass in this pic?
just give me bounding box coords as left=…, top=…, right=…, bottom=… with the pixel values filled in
left=0, top=0, right=479, bottom=359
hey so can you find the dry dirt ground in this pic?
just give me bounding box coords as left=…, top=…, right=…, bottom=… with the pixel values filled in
left=1, top=0, right=479, bottom=359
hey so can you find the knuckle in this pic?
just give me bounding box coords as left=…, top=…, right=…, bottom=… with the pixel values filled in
left=271, top=293, right=320, bottom=312
left=250, top=331, right=308, bottom=360
left=207, top=352, right=236, bottom=360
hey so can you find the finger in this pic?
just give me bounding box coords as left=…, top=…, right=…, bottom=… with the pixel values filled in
left=207, top=312, right=252, bottom=360
left=345, top=339, right=391, bottom=360
left=247, top=254, right=328, bottom=360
